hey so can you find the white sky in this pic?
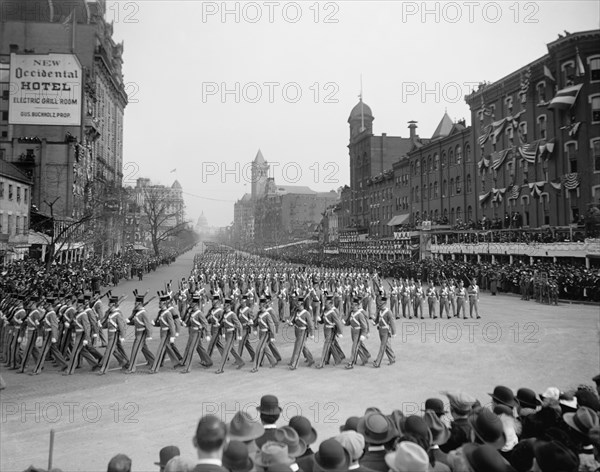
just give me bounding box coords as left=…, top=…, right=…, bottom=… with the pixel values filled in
left=109, top=0, right=600, bottom=227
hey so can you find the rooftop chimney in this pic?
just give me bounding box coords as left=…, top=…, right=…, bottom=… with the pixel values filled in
left=407, top=121, right=418, bottom=140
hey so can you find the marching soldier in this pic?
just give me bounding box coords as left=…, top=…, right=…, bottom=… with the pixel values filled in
left=390, top=281, right=400, bottom=319
left=166, top=298, right=184, bottom=363
left=179, top=294, right=212, bottom=373
left=5, top=296, right=26, bottom=369
left=125, top=291, right=155, bottom=374
left=59, top=295, right=77, bottom=357
left=413, top=280, right=425, bottom=319
left=18, top=297, right=42, bottom=374
left=237, top=295, right=256, bottom=362
left=207, top=296, right=225, bottom=357
left=448, top=279, right=458, bottom=318
left=264, top=297, right=282, bottom=363
left=467, top=278, right=482, bottom=319
left=373, top=295, right=396, bottom=368
left=216, top=298, right=245, bottom=373
left=288, top=296, right=315, bottom=370
left=456, top=280, right=467, bottom=318
left=149, top=293, right=179, bottom=374
left=64, top=295, right=102, bottom=375
left=439, top=281, right=451, bottom=319
left=426, top=281, right=439, bottom=319
left=91, top=291, right=108, bottom=347
left=401, top=279, right=411, bottom=319
left=316, top=296, right=345, bottom=369
left=32, top=296, right=68, bottom=375
left=98, top=295, right=129, bottom=375
left=345, top=297, right=370, bottom=370
left=251, top=299, right=277, bottom=372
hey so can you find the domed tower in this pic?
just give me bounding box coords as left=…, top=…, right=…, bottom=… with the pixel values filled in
left=251, top=149, right=269, bottom=201
left=348, top=98, right=374, bottom=141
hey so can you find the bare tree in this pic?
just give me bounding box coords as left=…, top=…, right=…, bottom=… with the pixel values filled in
left=141, top=187, right=189, bottom=256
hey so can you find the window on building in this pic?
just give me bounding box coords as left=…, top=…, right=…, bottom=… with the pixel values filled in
left=416, top=160, right=420, bottom=174
left=537, top=115, right=547, bottom=140
left=466, top=174, right=472, bottom=193
left=422, top=158, right=427, bottom=173
left=536, top=82, right=546, bottom=104
left=7, top=214, right=12, bottom=235
left=16, top=216, right=20, bottom=235
left=441, top=152, right=447, bottom=168
left=467, top=205, right=473, bottom=222
left=456, top=146, right=462, bottom=165
left=591, top=95, right=600, bottom=123
left=24, top=188, right=28, bottom=203
left=428, top=183, right=432, bottom=200
left=519, top=122, right=528, bottom=142
left=590, top=56, right=600, bottom=82
left=442, top=180, right=447, bottom=197
left=0, top=182, right=3, bottom=198
left=450, top=178, right=455, bottom=196
left=434, top=181, right=438, bottom=198
left=565, top=141, right=578, bottom=173
left=505, top=96, right=513, bottom=112
left=434, top=153, right=439, bottom=170
left=0, top=111, right=7, bottom=121
left=456, top=176, right=462, bottom=194
left=428, top=156, right=432, bottom=172
left=449, top=149, right=454, bottom=166
left=456, top=207, right=462, bottom=222
left=506, top=125, right=514, bottom=143
left=465, top=145, right=471, bottom=163
left=415, top=186, right=419, bottom=202
left=16, top=187, right=20, bottom=202
left=593, top=139, right=600, bottom=173
left=8, top=184, right=12, bottom=200
left=450, top=208, right=455, bottom=223
left=0, top=214, right=3, bottom=233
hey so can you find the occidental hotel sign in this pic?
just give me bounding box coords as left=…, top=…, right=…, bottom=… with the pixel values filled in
left=9, top=53, right=82, bottom=126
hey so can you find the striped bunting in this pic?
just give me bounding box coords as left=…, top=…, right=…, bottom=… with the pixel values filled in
left=519, top=141, right=539, bottom=164
left=563, top=173, right=580, bottom=190
left=548, top=84, right=583, bottom=111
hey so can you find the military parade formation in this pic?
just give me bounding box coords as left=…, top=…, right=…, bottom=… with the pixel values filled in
left=0, top=245, right=491, bottom=379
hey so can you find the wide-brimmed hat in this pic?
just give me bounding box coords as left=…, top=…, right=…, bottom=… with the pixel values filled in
left=422, top=410, right=450, bottom=446
left=223, top=440, right=253, bottom=472
left=253, top=442, right=294, bottom=468
left=489, top=386, right=517, bottom=408
left=441, top=390, right=477, bottom=415
left=333, top=431, right=365, bottom=462
left=357, top=412, right=397, bottom=444
left=463, top=443, right=516, bottom=472
left=402, top=416, right=433, bottom=446
left=274, top=426, right=307, bottom=458
left=313, top=438, right=351, bottom=472
left=289, top=416, right=317, bottom=445
left=540, top=387, right=560, bottom=401
left=339, top=416, right=360, bottom=433
left=229, top=411, right=265, bottom=441
left=559, top=392, right=578, bottom=411
left=257, top=395, right=282, bottom=415
left=563, top=406, right=599, bottom=435
left=154, top=445, right=180, bottom=467
left=468, top=408, right=506, bottom=450
left=384, top=442, right=429, bottom=472
left=516, top=388, right=541, bottom=409
left=423, top=398, right=447, bottom=416
left=533, top=440, right=579, bottom=472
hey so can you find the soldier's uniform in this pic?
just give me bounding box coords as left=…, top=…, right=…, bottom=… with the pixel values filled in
left=237, top=296, right=256, bottom=362
left=413, top=282, right=425, bottom=319
left=251, top=301, right=277, bottom=372
left=467, top=280, right=481, bottom=319
left=64, top=296, right=102, bottom=375
left=91, top=293, right=108, bottom=347
left=288, top=297, right=315, bottom=370
left=439, top=282, right=451, bottom=319
left=5, top=298, right=25, bottom=369
left=265, top=297, right=282, bottom=362
left=126, top=292, right=155, bottom=374
left=316, top=297, right=345, bottom=369
left=98, top=296, right=129, bottom=375
left=426, top=282, right=439, bottom=319
left=456, top=282, right=467, bottom=318
left=32, top=297, right=68, bottom=374
left=179, top=296, right=212, bottom=373
left=149, top=293, right=179, bottom=373
left=345, top=298, right=370, bottom=369
left=216, top=299, right=244, bottom=373
left=18, top=299, right=42, bottom=373
left=207, top=297, right=224, bottom=357
left=373, top=297, right=396, bottom=368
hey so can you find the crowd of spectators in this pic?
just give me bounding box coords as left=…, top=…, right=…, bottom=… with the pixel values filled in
left=0, top=247, right=188, bottom=299
left=263, top=247, right=600, bottom=302
left=22, top=379, right=600, bottom=472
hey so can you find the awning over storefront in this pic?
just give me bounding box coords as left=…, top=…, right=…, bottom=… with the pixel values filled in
left=387, top=214, right=410, bottom=226
left=28, top=230, right=51, bottom=245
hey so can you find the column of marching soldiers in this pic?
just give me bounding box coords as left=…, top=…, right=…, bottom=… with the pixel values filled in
left=0, top=250, right=484, bottom=376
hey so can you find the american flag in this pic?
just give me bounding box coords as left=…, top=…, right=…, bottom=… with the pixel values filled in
left=478, top=125, right=492, bottom=146
left=519, top=141, right=538, bottom=164
left=509, top=184, right=521, bottom=200
left=563, top=173, right=580, bottom=190
left=548, top=84, right=583, bottom=111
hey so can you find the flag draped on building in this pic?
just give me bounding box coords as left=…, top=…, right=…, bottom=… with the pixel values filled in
left=528, top=181, right=545, bottom=198
left=478, top=125, right=492, bottom=146
left=479, top=191, right=491, bottom=205
left=548, top=83, right=583, bottom=111
left=550, top=180, right=562, bottom=191
left=491, top=149, right=511, bottom=171
left=509, top=184, right=521, bottom=200
left=561, top=121, right=581, bottom=137
left=563, top=173, right=580, bottom=190
left=519, top=67, right=531, bottom=100
left=492, top=187, right=507, bottom=202
left=519, top=140, right=539, bottom=164
left=539, top=138, right=556, bottom=160
left=478, top=156, right=490, bottom=175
